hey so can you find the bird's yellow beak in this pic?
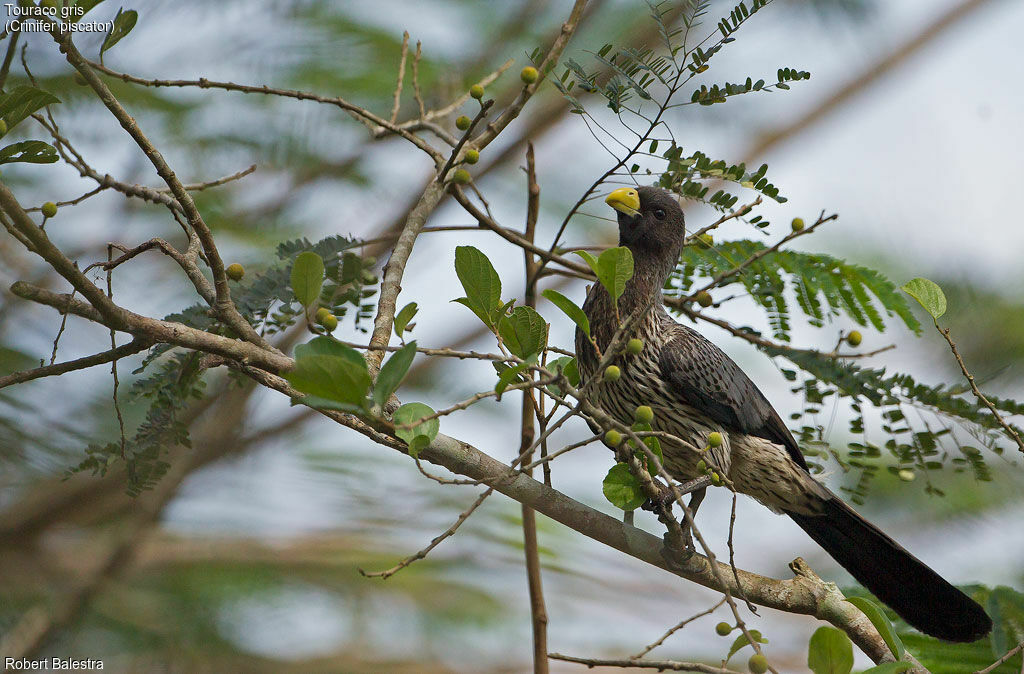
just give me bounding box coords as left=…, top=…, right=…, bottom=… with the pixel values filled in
left=605, top=187, right=641, bottom=217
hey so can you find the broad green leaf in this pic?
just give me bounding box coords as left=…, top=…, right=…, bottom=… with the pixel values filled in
left=846, top=597, right=904, bottom=659
left=860, top=663, right=912, bottom=674
left=901, top=277, right=946, bottom=319
left=727, top=629, right=767, bottom=659
left=454, top=245, right=502, bottom=328
left=284, top=338, right=371, bottom=408
left=393, top=402, right=439, bottom=458
left=393, top=301, right=418, bottom=338
left=373, top=341, right=416, bottom=409
left=602, top=463, right=645, bottom=511
left=574, top=249, right=599, bottom=273
left=595, top=246, right=634, bottom=306
left=291, top=251, right=325, bottom=307
left=495, top=356, right=536, bottom=396
left=807, top=626, right=853, bottom=674
left=543, top=289, right=590, bottom=338
left=0, top=141, right=58, bottom=165
left=100, top=7, right=138, bottom=58
left=0, top=86, right=60, bottom=131
left=498, top=306, right=547, bottom=359
left=545, top=356, right=579, bottom=396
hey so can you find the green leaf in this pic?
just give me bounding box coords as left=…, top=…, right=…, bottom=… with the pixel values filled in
left=291, top=251, right=325, bottom=307
left=631, top=421, right=663, bottom=472
left=543, top=289, right=590, bottom=338
left=573, top=249, right=599, bottom=274
left=846, top=597, right=904, bottom=659
left=495, top=356, right=536, bottom=396
left=727, top=629, right=767, bottom=659
left=284, top=337, right=371, bottom=409
left=597, top=246, right=634, bottom=304
left=498, top=306, right=547, bottom=359
left=393, top=301, right=418, bottom=338
left=394, top=402, right=439, bottom=458
left=602, top=463, right=646, bottom=511
left=373, top=341, right=416, bottom=409
left=0, top=141, right=58, bottom=165
left=100, top=7, right=138, bottom=58
left=901, top=277, right=946, bottom=319
left=860, top=663, right=912, bottom=674
left=454, top=245, right=502, bottom=328
left=545, top=356, right=579, bottom=396
left=807, top=626, right=853, bottom=674
left=0, top=86, right=60, bottom=131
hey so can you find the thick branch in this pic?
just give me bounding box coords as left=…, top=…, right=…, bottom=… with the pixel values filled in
left=9, top=282, right=292, bottom=373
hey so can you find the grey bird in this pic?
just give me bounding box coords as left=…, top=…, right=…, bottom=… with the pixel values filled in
left=574, top=184, right=991, bottom=643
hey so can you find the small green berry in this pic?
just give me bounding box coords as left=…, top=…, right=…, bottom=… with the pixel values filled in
left=695, top=291, right=713, bottom=308
left=898, top=469, right=915, bottom=482
left=846, top=330, right=862, bottom=347
left=455, top=115, right=472, bottom=131
left=708, top=431, right=723, bottom=448
left=604, top=429, right=623, bottom=446
left=464, top=149, right=480, bottom=164
left=715, top=621, right=732, bottom=636
left=41, top=202, right=58, bottom=218
left=451, top=168, right=471, bottom=185
left=748, top=654, right=768, bottom=674
left=604, top=365, right=621, bottom=382
left=791, top=217, right=805, bottom=232
left=626, top=338, right=644, bottom=355
left=634, top=405, right=653, bottom=424
left=225, top=263, right=244, bottom=281
left=469, top=84, right=485, bottom=99
left=711, top=471, right=722, bottom=486
left=696, top=459, right=707, bottom=473
left=0, top=119, right=8, bottom=136
left=520, top=66, right=539, bottom=84
left=321, top=313, right=338, bottom=332
left=315, top=307, right=332, bottom=324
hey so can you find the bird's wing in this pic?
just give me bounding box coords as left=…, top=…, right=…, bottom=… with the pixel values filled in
left=658, top=323, right=807, bottom=470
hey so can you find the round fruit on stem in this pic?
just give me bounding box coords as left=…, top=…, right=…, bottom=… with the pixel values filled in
left=455, top=115, right=472, bottom=131
left=604, top=429, right=623, bottom=446
left=469, top=84, right=484, bottom=99
left=634, top=405, right=653, bottom=424
left=520, top=66, right=539, bottom=84
left=846, top=330, right=862, bottom=347
left=225, top=263, right=245, bottom=281
left=715, top=622, right=732, bottom=636
left=695, top=291, right=713, bottom=308
left=626, top=338, right=643, bottom=355
left=603, top=365, right=621, bottom=382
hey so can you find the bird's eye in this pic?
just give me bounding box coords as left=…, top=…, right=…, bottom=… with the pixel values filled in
left=653, top=208, right=666, bottom=220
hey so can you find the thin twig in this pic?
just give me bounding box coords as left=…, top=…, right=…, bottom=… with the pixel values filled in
left=973, top=641, right=1024, bottom=674
left=549, top=653, right=737, bottom=673
left=631, top=598, right=727, bottom=659
left=938, top=322, right=1024, bottom=453
left=359, top=487, right=493, bottom=578
left=390, top=31, right=410, bottom=123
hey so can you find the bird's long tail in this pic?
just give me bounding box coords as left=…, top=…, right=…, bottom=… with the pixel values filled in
left=786, top=492, right=991, bottom=642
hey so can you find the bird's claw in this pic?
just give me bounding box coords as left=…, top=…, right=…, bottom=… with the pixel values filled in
left=641, top=482, right=675, bottom=516
left=660, top=528, right=696, bottom=571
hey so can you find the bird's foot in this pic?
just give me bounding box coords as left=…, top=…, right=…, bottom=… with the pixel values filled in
left=660, top=528, right=696, bottom=570
left=641, top=481, right=675, bottom=516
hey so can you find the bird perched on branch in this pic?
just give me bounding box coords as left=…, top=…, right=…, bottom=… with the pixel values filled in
left=575, top=184, right=991, bottom=643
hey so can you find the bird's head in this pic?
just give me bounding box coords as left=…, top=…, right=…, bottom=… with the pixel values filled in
left=605, top=185, right=685, bottom=278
